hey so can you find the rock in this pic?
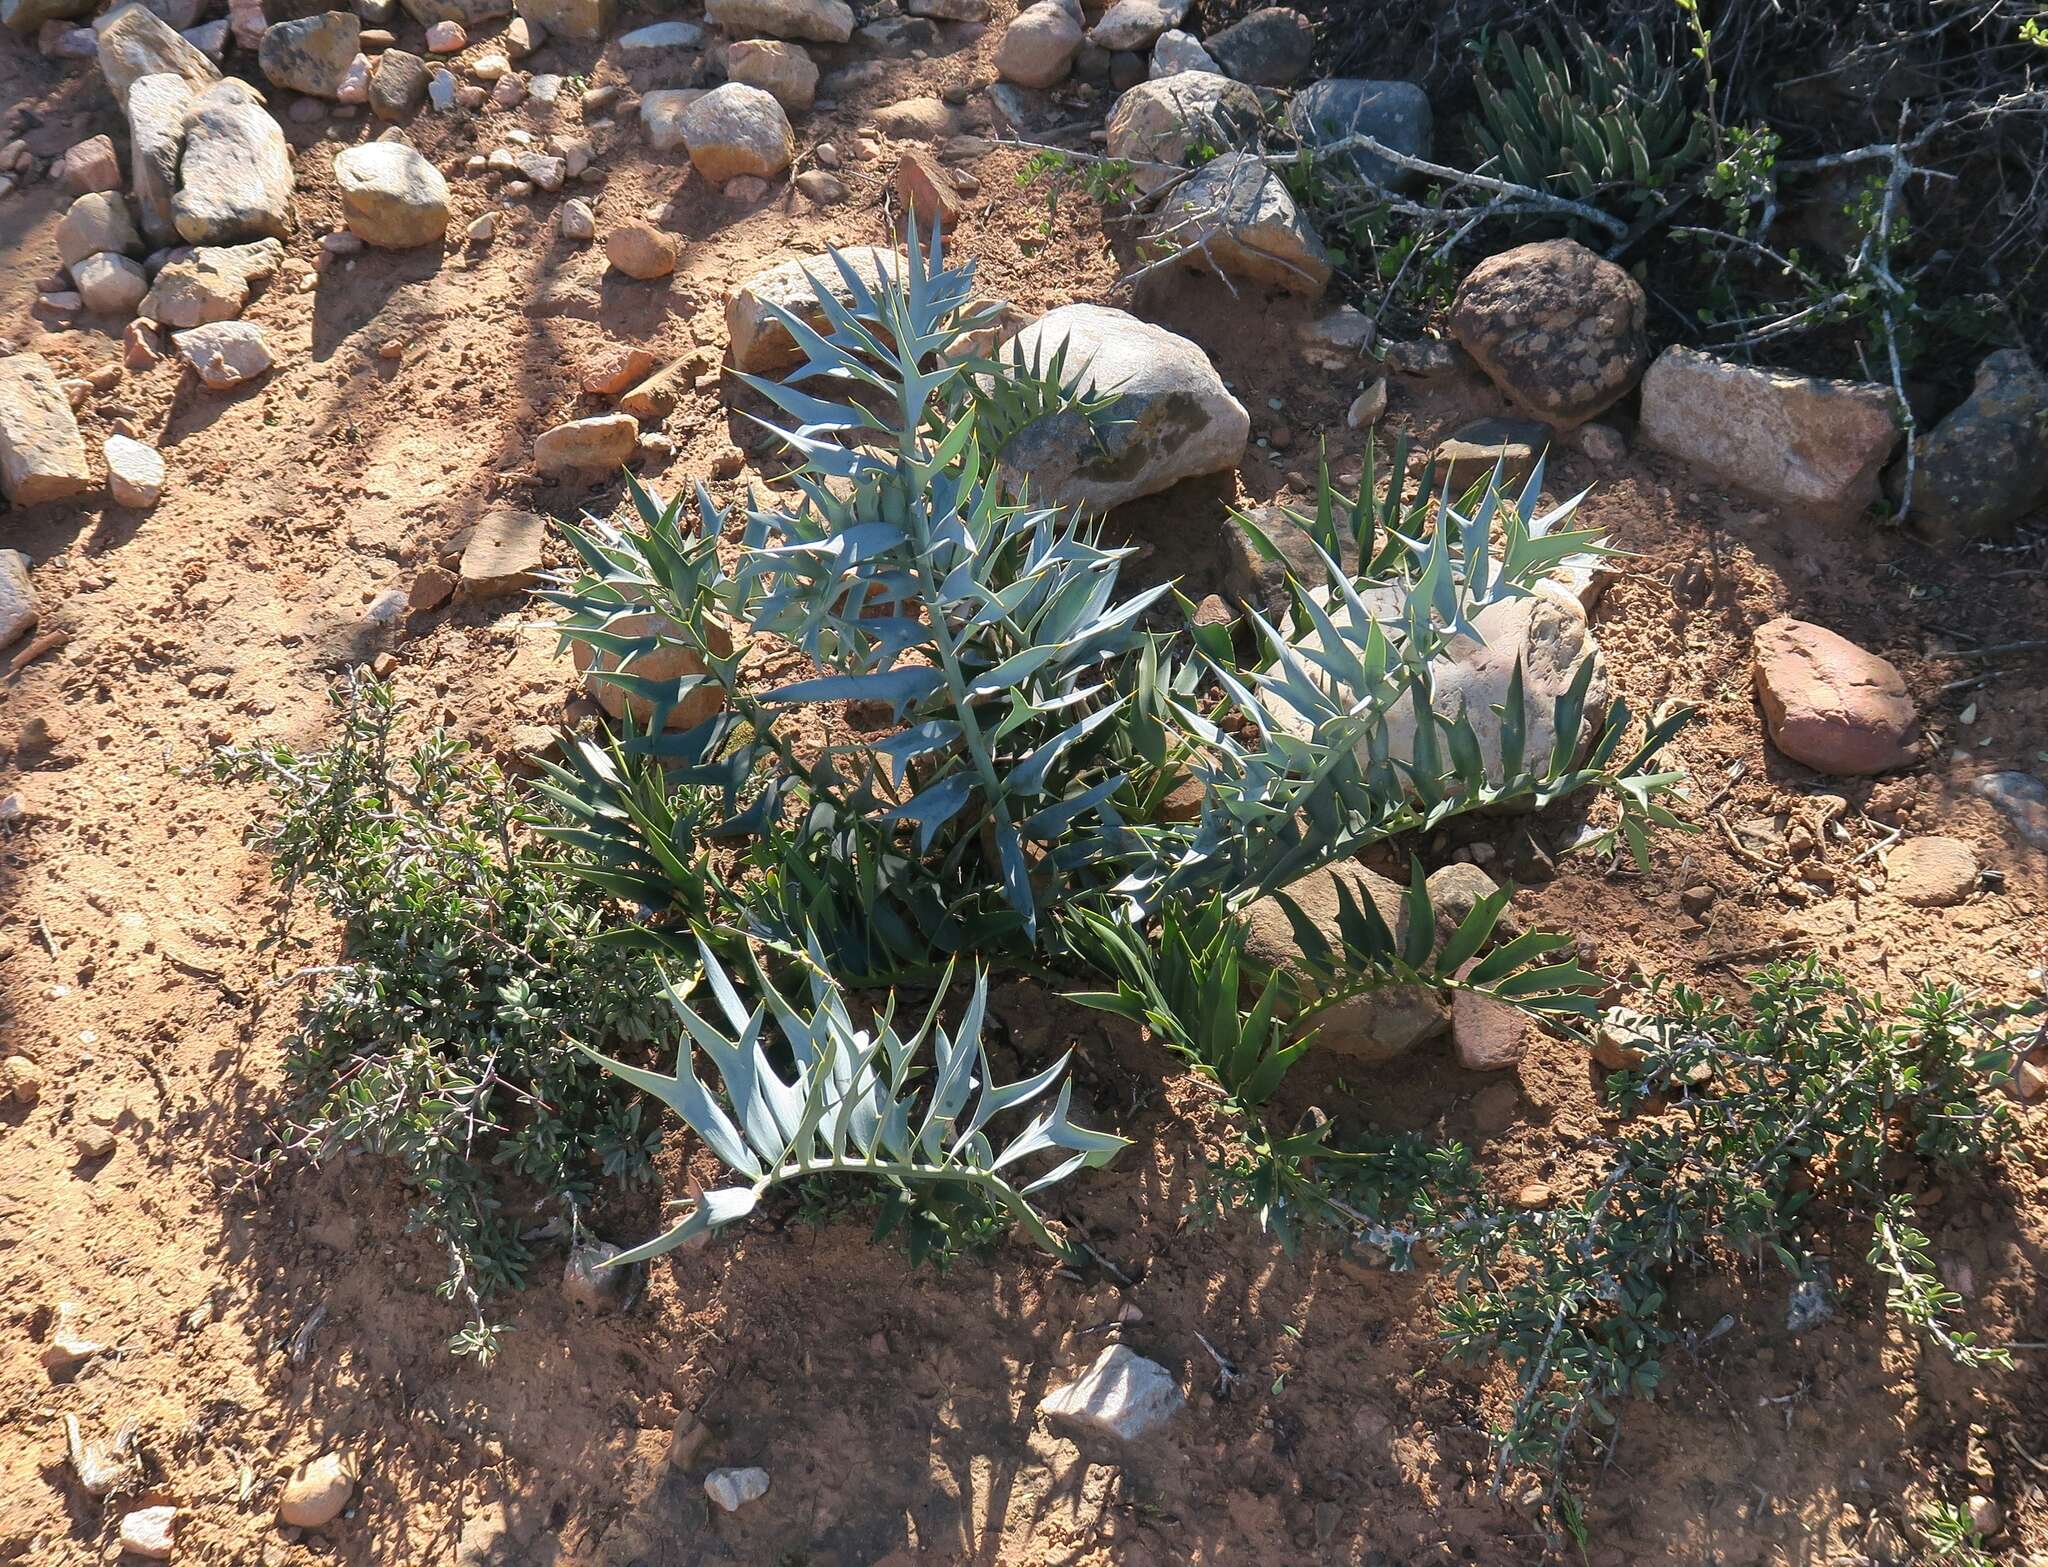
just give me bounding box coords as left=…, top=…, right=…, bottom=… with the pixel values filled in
left=126, top=73, right=194, bottom=245
left=871, top=95, right=956, bottom=140
left=5, top=0, right=91, bottom=29
left=1898, top=350, right=2048, bottom=542
left=1971, top=771, right=2048, bottom=849
left=1639, top=347, right=1899, bottom=521
left=534, top=413, right=638, bottom=474
left=278, top=1453, right=355, bottom=1529
left=581, top=345, right=658, bottom=396
left=1105, top=73, right=1263, bottom=194
left=1449, top=239, right=1647, bottom=427
left=174, top=319, right=273, bottom=389
left=605, top=220, right=676, bottom=279
left=1203, top=5, right=1312, bottom=85
left=125, top=319, right=167, bottom=368
left=335, top=141, right=450, bottom=247
left=893, top=147, right=959, bottom=228
left=906, top=0, right=983, bottom=16
left=174, top=80, right=297, bottom=244
left=1593, top=1006, right=1653, bottom=1070
left=0, top=354, right=94, bottom=505
left=183, top=16, right=228, bottom=55
left=1242, top=861, right=1447, bottom=1057
left=369, top=46, right=427, bottom=117
left=558, top=197, right=595, bottom=240
left=1751, top=617, right=1915, bottom=775
left=97, top=2, right=219, bottom=102
left=61, top=135, right=122, bottom=193
left=728, top=38, right=817, bottom=111
left=38, top=1301, right=104, bottom=1368
left=995, top=1, right=1080, bottom=87
left=1145, top=151, right=1329, bottom=296
left=726, top=245, right=900, bottom=372
left=703, top=1466, right=770, bottom=1512
left=104, top=434, right=165, bottom=506
left=1287, top=77, right=1431, bottom=189
left=70, top=252, right=149, bottom=315
left=640, top=88, right=705, bottom=152
left=557, top=1238, right=624, bottom=1309
left=336, top=52, right=371, bottom=100
left=511, top=0, right=603, bottom=39
left=259, top=10, right=359, bottom=96
left=469, top=49, right=509, bottom=78
left=997, top=303, right=1248, bottom=513
left=1885, top=836, right=1977, bottom=906
left=58, top=192, right=141, bottom=268
left=793, top=168, right=845, bottom=205
left=0, top=550, right=37, bottom=647
left=1346, top=380, right=1386, bottom=430
left=1452, top=988, right=1527, bottom=1072
left=503, top=13, right=540, bottom=51
left=1148, top=28, right=1216, bottom=76
left=118, top=1507, right=176, bottom=1560
left=4, top=1054, right=45, bottom=1104
left=1430, top=415, right=1550, bottom=496
left=574, top=608, right=731, bottom=726
left=140, top=237, right=283, bottom=326
left=459, top=508, right=548, bottom=594
left=1221, top=504, right=1353, bottom=614
left=1086, top=0, right=1182, bottom=51
left=677, top=83, right=794, bottom=181
left=1040, top=1345, right=1182, bottom=1441
left=618, top=18, right=702, bottom=49
left=704, top=0, right=851, bottom=43
left=423, top=16, right=462, bottom=46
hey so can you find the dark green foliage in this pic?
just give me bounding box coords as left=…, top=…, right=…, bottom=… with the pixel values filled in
left=1185, top=958, right=2029, bottom=1528
left=1471, top=25, right=1709, bottom=223
left=216, top=675, right=673, bottom=1352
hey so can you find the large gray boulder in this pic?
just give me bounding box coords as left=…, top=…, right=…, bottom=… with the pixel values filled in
left=335, top=141, right=451, bottom=247
left=1202, top=5, right=1313, bottom=86
left=1897, top=350, right=2048, bottom=543
left=173, top=80, right=296, bottom=243
left=1639, top=347, right=1899, bottom=521
left=1105, top=73, right=1262, bottom=194
left=996, top=303, right=1249, bottom=513
left=96, top=0, right=219, bottom=100
left=1145, top=152, right=1330, bottom=296
left=1287, top=78, right=1432, bottom=190
left=258, top=10, right=360, bottom=97
left=126, top=72, right=195, bottom=244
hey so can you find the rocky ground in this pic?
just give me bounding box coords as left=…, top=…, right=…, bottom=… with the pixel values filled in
left=3, top=0, right=2048, bottom=1562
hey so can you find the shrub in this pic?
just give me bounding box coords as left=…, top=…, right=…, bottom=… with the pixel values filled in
left=217, top=675, right=673, bottom=1357
left=1142, top=953, right=2032, bottom=1535
left=537, top=223, right=1687, bottom=1260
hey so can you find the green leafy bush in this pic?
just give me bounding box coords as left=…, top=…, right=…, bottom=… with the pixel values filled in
left=1156, top=954, right=2030, bottom=1531
left=1471, top=24, right=1709, bottom=224
left=217, top=675, right=673, bottom=1354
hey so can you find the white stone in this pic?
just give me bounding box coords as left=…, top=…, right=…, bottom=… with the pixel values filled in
left=996, top=302, right=1248, bottom=513
left=118, top=1507, right=176, bottom=1560
left=640, top=87, right=705, bottom=152
left=174, top=319, right=273, bottom=389
left=618, top=18, right=703, bottom=49
left=1145, top=151, right=1330, bottom=296
left=334, top=140, right=451, bottom=247
left=1105, top=71, right=1264, bottom=193
left=1148, top=27, right=1218, bottom=77
left=677, top=82, right=794, bottom=181
left=994, top=1, right=1079, bottom=88
left=703, top=1466, right=770, bottom=1512
left=0, top=549, right=39, bottom=647
left=71, top=251, right=149, bottom=314
left=704, top=0, right=852, bottom=43
left=104, top=434, right=165, bottom=506
left=1039, top=1345, right=1182, bottom=1441
left=1088, top=0, right=1186, bottom=50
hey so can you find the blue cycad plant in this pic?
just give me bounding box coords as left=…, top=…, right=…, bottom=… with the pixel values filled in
left=537, top=220, right=1688, bottom=1263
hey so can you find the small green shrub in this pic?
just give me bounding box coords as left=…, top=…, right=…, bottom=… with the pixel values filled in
left=1470, top=24, right=1709, bottom=224
left=217, top=675, right=673, bottom=1355
left=1150, top=953, right=2030, bottom=1533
